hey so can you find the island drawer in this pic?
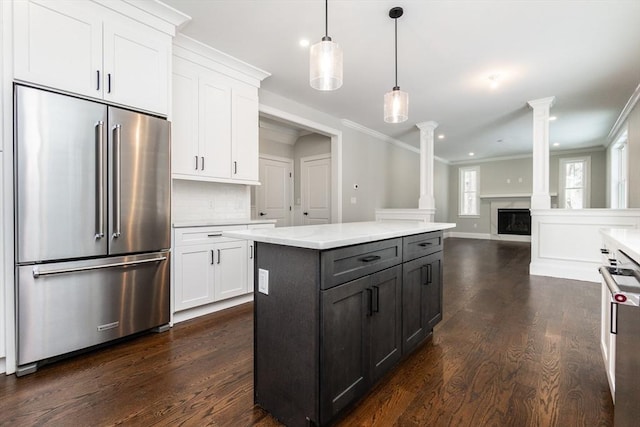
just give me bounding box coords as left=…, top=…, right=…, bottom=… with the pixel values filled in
left=321, top=238, right=402, bottom=289
left=403, top=231, right=443, bottom=261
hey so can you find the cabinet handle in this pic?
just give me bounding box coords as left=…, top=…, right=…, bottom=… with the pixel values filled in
left=96, top=70, right=100, bottom=90
left=359, top=255, right=381, bottom=263
left=194, top=156, right=199, bottom=170
left=421, top=264, right=432, bottom=285
left=207, top=233, right=223, bottom=237
left=250, top=244, right=253, bottom=259
left=611, top=302, right=618, bottom=335
left=201, top=156, right=205, bottom=170
left=217, top=249, right=221, bottom=264
left=210, top=249, right=214, bottom=265
left=259, top=212, right=267, bottom=216
left=418, top=242, right=433, bottom=247
left=303, top=212, right=309, bottom=216
left=373, top=286, right=379, bottom=313
left=427, top=264, right=433, bottom=284
left=233, top=161, right=238, bottom=174
left=366, top=288, right=373, bottom=317
left=107, top=73, right=112, bottom=93
left=600, top=248, right=610, bottom=254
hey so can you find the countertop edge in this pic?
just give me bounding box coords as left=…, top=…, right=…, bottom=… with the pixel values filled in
left=173, top=220, right=277, bottom=228
left=223, top=222, right=456, bottom=250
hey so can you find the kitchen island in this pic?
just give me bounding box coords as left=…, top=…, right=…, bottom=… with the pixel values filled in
left=224, top=221, right=456, bottom=427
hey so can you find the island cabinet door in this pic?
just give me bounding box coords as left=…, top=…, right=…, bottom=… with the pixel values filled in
left=426, top=252, right=443, bottom=330
left=369, top=265, right=403, bottom=383
left=320, top=276, right=370, bottom=424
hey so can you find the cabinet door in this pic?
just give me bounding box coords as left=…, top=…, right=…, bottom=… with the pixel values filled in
left=13, top=0, right=103, bottom=98
left=231, top=86, right=259, bottom=181
left=200, top=74, right=232, bottom=179
left=402, top=257, right=428, bottom=354
left=214, top=240, right=248, bottom=301
left=321, top=276, right=369, bottom=423
left=426, top=252, right=443, bottom=330
left=174, top=244, right=215, bottom=311
left=369, top=266, right=402, bottom=382
left=172, top=57, right=200, bottom=176
left=103, top=13, right=170, bottom=115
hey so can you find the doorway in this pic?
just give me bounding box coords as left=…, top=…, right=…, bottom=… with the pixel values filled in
left=300, top=154, right=331, bottom=225
left=254, top=155, right=293, bottom=226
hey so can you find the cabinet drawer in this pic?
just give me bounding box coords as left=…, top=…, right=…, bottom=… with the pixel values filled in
left=403, top=231, right=442, bottom=262
left=321, top=238, right=402, bottom=289
left=174, top=225, right=245, bottom=247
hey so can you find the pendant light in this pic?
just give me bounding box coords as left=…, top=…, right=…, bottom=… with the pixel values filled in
left=384, top=7, right=408, bottom=123
left=310, top=0, right=343, bottom=91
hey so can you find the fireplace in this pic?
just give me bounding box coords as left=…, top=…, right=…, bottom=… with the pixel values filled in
left=497, top=208, right=531, bottom=236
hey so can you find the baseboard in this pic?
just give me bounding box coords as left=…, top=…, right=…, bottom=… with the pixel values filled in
left=172, top=293, right=254, bottom=325
left=448, top=232, right=491, bottom=240
left=529, top=260, right=600, bottom=282
left=491, top=234, right=531, bottom=242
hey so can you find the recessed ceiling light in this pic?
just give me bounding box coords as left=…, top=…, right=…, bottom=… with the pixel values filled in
left=469, top=152, right=475, bottom=156
left=488, top=74, right=500, bottom=89
left=299, top=39, right=310, bottom=47
left=549, top=116, right=557, bottom=121
left=438, top=134, right=445, bottom=139
left=553, top=142, right=560, bottom=147
left=497, top=139, right=503, bottom=143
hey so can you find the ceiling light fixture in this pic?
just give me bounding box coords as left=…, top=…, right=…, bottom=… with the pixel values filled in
left=488, top=74, right=500, bottom=89
left=384, top=7, right=408, bottom=123
left=309, top=0, right=343, bottom=91
left=438, top=134, right=445, bottom=139
left=299, top=39, right=310, bottom=48
left=553, top=142, right=560, bottom=147
left=549, top=116, right=557, bottom=121
left=469, top=152, right=475, bottom=156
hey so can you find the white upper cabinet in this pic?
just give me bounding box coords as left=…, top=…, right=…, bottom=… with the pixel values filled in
left=171, top=34, right=269, bottom=184
left=13, top=0, right=173, bottom=115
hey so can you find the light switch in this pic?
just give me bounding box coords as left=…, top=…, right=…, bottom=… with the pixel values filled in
left=258, top=269, right=269, bottom=295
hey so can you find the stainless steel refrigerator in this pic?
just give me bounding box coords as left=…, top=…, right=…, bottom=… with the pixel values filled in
left=14, top=85, right=171, bottom=375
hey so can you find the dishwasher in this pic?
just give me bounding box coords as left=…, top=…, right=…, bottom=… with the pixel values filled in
left=599, top=249, right=640, bottom=427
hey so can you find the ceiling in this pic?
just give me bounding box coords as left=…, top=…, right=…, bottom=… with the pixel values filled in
left=161, top=0, right=640, bottom=163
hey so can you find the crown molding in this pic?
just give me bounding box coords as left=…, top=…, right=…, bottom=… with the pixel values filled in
left=450, top=145, right=606, bottom=166
left=607, top=82, right=640, bottom=146
left=173, top=34, right=271, bottom=86
left=340, top=119, right=449, bottom=164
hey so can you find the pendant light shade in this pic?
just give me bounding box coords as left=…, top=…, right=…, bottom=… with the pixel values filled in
left=384, top=87, right=409, bottom=123
left=310, top=37, right=343, bottom=90
left=310, top=0, right=343, bottom=91
left=384, top=7, right=408, bottom=123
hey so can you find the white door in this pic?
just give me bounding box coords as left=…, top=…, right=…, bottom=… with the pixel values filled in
left=214, top=240, right=248, bottom=301
left=174, top=244, right=215, bottom=311
left=200, top=73, right=232, bottom=179
left=256, top=157, right=293, bottom=226
left=13, top=0, right=103, bottom=99
left=301, top=155, right=331, bottom=225
left=102, top=14, right=170, bottom=115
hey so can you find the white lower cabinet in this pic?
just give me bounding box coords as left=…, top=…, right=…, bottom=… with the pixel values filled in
left=172, top=223, right=273, bottom=322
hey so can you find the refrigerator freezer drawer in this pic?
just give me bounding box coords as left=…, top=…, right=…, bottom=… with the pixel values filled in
left=17, top=252, right=170, bottom=366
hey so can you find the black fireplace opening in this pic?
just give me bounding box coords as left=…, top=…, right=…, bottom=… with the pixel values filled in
left=497, top=208, right=531, bottom=236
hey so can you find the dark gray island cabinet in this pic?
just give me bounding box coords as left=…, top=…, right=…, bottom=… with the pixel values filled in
left=224, top=221, right=455, bottom=427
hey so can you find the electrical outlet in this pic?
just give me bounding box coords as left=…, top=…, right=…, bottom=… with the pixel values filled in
left=258, top=269, right=269, bottom=295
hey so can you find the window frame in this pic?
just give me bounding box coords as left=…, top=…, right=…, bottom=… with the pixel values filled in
left=610, top=130, right=628, bottom=209
left=458, top=166, right=480, bottom=217
left=559, top=156, right=591, bottom=209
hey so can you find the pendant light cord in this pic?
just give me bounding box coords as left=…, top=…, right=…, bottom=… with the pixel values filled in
left=394, top=17, right=398, bottom=88
left=325, top=0, right=328, bottom=38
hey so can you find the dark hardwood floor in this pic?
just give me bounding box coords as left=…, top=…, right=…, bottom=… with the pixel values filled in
left=0, top=238, right=613, bottom=426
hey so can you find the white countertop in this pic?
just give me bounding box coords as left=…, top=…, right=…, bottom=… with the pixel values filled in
left=173, top=219, right=277, bottom=228
left=601, top=228, right=640, bottom=262
left=223, top=221, right=456, bottom=250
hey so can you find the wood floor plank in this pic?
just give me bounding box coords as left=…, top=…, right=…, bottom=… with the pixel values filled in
left=0, top=238, right=614, bottom=426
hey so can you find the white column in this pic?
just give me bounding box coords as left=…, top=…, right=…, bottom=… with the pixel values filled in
left=415, top=121, right=438, bottom=210
left=527, top=97, right=555, bottom=209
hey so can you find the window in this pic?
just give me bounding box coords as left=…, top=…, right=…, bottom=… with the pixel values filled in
left=459, top=166, right=479, bottom=216
left=559, top=157, right=590, bottom=209
left=610, top=130, right=628, bottom=208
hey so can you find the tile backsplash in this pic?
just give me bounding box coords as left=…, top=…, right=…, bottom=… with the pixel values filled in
left=172, top=180, right=251, bottom=222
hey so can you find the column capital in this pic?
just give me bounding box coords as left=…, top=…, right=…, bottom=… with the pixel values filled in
left=416, top=121, right=439, bottom=131
left=527, top=96, right=555, bottom=110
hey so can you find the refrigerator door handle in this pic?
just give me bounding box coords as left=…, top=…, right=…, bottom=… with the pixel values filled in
left=32, top=256, right=167, bottom=278
left=112, top=124, right=122, bottom=239
left=95, top=121, right=105, bottom=239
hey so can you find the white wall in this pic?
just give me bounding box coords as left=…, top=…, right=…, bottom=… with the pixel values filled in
left=628, top=103, right=640, bottom=207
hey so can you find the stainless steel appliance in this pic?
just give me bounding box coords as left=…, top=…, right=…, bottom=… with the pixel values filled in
left=599, top=250, right=640, bottom=427
left=14, top=85, right=171, bottom=375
